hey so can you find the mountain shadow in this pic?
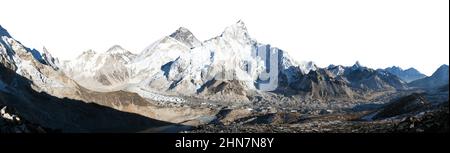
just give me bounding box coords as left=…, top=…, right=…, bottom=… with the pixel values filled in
left=0, top=63, right=182, bottom=133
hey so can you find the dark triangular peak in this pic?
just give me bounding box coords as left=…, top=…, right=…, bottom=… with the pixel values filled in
left=169, top=27, right=201, bottom=48
left=351, top=61, right=364, bottom=69
left=431, top=64, right=449, bottom=77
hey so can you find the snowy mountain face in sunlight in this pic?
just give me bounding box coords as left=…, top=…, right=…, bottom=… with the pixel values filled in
left=62, top=21, right=315, bottom=96
left=0, top=25, right=81, bottom=98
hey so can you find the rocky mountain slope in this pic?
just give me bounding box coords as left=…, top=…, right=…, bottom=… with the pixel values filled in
left=383, top=66, right=426, bottom=83
left=61, top=21, right=408, bottom=103
left=1, top=24, right=210, bottom=132
left=409, top=65, right=449, bottom=89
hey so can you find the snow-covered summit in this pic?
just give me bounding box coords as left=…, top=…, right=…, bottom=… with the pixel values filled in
left=0, top=24, right=81, bottom=98
left=220, top=20, right=251, bottom=44
left=62, top=20, right=319, bottom=95
left=106, top=45, right=131, bottom=54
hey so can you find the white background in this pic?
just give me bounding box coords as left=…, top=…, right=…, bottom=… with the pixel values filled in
left=0, top=0, right=448, bottom=75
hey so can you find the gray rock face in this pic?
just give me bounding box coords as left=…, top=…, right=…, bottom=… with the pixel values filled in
left=384, top=66, right=426, bottom=83
left=61, top=45, right=136, bottom=91
left=409, top=65, right=449, bottom=89
left=323, top=62, right=408, bottom=91
left=169, top=27, right=201, bottom=48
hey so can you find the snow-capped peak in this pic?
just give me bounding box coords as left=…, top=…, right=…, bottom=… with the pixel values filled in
left=431, top=64, right=449, bottom=77
left=106, top=45, right=131, bottom=54
left=299, top=61, right=318, bottom=74
left=388, top=66, right=403, bottom=71
left=60, top=21, right=321, bottom=94
left=220, top=20, right=251, bottom=43
left=169, top=27, right=201, bottom=48
left=235, top=20, right=247, bottom=30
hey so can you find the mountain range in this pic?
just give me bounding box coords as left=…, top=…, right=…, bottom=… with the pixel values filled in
left=1, top=21, right=448, bottom=133
left=382, top=66, right=426, bottom=83
left=60, top=21, right=415, bottom=102
left=409, top=64, right=449, bottom=89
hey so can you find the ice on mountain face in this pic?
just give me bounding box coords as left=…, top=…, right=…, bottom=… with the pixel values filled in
left=61, top=45, right=138, bottom=91
left=63, top=49, right=99, bottom=78
left=220, top=20, right=251, bottom=45
left=150, top=21, right=318, bottom=92
left=328, top=65, right=345, bottom=77
left=1, top=35, right=46, bottom=69
left=169, top=27, right=201, bottom=48
left=62, top=20, right=318, bottom=95
left=106, top=45, right=132, bottom=55
left=298, top=61, right=317, bottom=74
left=0, top=31, right=46, bottom=65
left=159, top=21, right=313, bottom=92
left=65, top=45, right=135, bottom=74
left=164, top=21, right=265, bottom=90
left=127, top=86, right=186, bottom=103
left=104, top=45, right=136, bottom=63
left=0, top=28, right=70, bottom=95
left=130, top=37, right=191, bottom=82
left=16, top=60, right=65, bottom=89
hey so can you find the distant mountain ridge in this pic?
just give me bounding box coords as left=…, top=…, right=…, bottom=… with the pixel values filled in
left=60, top=21, right=409, bottom=102
left=383, top=66, right=426, bottom=83
left=409, top=65, right=449, bottom=89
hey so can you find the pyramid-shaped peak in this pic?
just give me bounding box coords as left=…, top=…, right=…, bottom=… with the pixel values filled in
left=432, top=64, right=449, bottom=76
left=169, top=27, right=201, bottom=48
left=229, top=20, right=248, bottom=32
left=353, top=61, right=362, bottom=67
left=236, top=20, right=246, bottom=27
left=220, top=20, right=251, bottom=42
left=173, top=27, right=192, bottom=34
left=437, top=64, right=449, bottom=69
left=107, top=45, right=124, bottom=52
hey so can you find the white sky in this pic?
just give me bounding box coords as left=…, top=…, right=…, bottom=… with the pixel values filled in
left=0, top=0, right=448, bottom=75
